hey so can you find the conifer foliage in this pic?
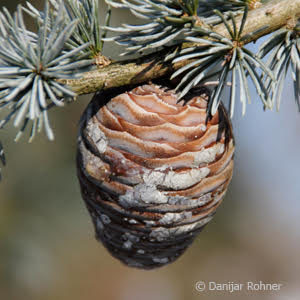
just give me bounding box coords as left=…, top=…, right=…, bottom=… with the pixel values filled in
left=0, top=0, right=299, bottom=180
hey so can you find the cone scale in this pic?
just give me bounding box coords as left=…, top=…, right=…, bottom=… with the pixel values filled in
left=77, top=84, right=234, bottom=269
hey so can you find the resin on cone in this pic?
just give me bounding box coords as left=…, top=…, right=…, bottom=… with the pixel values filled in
left=77, top=84, right=234, bottom=269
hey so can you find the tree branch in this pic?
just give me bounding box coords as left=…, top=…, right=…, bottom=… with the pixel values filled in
left=60, top=0, right=300, bottom=95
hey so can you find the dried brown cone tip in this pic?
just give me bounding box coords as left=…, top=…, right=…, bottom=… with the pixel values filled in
left=76, top=84, right=235, bottom=269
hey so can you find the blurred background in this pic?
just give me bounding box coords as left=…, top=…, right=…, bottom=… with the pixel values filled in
left=0, top=1, right=299, bottom=300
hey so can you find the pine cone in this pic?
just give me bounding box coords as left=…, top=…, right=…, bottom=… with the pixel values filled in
left=77, top=84, right=234, bottom=269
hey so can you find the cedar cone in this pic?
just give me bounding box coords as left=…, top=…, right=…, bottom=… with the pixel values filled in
left=77, top=84, right=234, bottom=269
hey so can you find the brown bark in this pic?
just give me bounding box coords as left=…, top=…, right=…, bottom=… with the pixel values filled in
left=59, top=0, right=300, bottom=95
